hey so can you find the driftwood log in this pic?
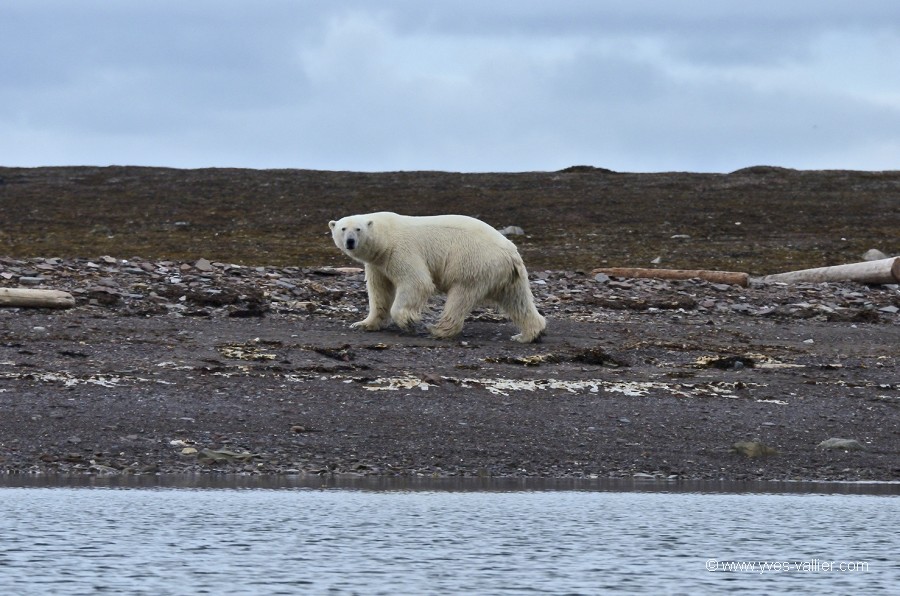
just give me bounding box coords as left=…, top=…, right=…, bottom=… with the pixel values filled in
left=590, top=267, right=749, bottom=287
left=0, top=288, right=76, bottom=309
left=761, top=257, right=900, bottom=285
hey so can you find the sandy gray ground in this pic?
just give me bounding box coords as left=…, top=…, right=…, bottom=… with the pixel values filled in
left=1, top=257, right=898, bottom=481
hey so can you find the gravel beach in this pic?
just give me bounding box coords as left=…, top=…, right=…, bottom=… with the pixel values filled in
left=1, top=256, right=897, bottom=481
left=1, top=167, right=898, bottom=481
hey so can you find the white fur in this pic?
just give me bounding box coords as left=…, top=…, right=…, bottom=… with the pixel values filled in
left=328, top=212, right=546, bottom=342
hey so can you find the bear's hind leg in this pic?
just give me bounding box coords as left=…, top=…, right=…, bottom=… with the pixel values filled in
left=509, top=312, right=546, bottom=343
left=495, top=278, right=546, bottom=343
left=430, top=287, right=479, bottom=339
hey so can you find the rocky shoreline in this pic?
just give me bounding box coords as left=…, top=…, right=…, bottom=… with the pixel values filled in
left=2, top=255, right=898, bottom=481
left=3, top=254, right=898, bottom=321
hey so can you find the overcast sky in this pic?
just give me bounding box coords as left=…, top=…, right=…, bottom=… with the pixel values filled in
left=2, top=1, right=899, bottom=172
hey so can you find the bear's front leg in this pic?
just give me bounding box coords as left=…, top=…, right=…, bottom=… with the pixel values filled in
left=351, top=265, right=395, bottom=331
left=389, top=277, right=434, bottom=331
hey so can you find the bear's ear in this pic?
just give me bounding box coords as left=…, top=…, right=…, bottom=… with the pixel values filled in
left=329, top=220, right=337, bottom=230
left=367, top=220, right=374, bottom=228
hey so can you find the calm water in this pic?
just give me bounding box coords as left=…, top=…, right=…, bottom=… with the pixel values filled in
left=0, top=480, right=897, bottom=595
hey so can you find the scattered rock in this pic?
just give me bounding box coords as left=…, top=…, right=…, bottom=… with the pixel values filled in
left=695, top=355, right=755, bottom=370
left=194, top=258, right=214, bottom=272
left=498, top=226, right=525, bottom=236
left=88, top=287, right=121, bottom=306
left=290, top=425, right=322, bottom=434
left=217, top=343, right=277, bottom=361
left=420, top=373, right=443, bottom=385
left=570, top=347, right=629, bottom=367
left=17, top=276, right=46, bottom=286
left=732, top=441, right=778, bottom=458
left=485, top=354, right=560, bottom=366
left=311, top=345, right=354, bottom=361
left=196, top=449, right=260, bottom=465
left=1, top=257, right=895, bottom=326
left=312, top=267, right=364, bottom=275
left=817, top=438, right=865, bottom=451
left=862, top=249, right=889, bottom=261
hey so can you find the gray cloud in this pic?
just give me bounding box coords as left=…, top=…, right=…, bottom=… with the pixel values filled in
left=1, top=1, right=899, bottom=171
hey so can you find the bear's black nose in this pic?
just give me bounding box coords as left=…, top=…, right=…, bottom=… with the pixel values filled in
left=346, top=238, right=356, bottom=250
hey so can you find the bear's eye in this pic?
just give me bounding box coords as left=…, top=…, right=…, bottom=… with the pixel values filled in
left=355, top=227, right=361, bottom=232
left=341, top=227, right=346, bottom=231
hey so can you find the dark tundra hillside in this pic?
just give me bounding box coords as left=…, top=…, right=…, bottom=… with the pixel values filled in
left=1, top=166, right=897, bottom=275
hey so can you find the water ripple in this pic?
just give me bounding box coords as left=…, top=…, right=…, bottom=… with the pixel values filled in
left=0, top=488, right=897, bottom=594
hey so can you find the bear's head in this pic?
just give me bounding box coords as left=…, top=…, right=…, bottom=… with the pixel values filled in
left=329, top=216, right=375, bottom=260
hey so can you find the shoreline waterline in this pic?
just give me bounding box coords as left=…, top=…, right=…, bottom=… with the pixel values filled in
left=2, top=473, right=899, bottom=495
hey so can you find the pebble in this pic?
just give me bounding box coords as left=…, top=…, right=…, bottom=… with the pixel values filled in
left=817, top=438, right=865, bottom=451
left=862, top=248, right=889, bottom=261
left=18, top=276, right=45, bottom=285
left=732, top=441, right=778, bottom=458
left=194, top=258, right=214, bottom=272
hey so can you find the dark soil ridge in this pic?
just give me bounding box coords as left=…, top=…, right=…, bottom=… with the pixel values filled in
left=1, top=166, right=898, bottom=274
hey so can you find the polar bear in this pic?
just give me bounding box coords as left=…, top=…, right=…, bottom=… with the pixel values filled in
left=328, top=212, right=546, bottom=342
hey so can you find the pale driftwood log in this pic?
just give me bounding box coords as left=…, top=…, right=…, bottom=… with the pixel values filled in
left=0, top=288, right=76, bottom=309
left=761, top=257, right=900, bottom=285
left=590, top=267, right=749, bottom=287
